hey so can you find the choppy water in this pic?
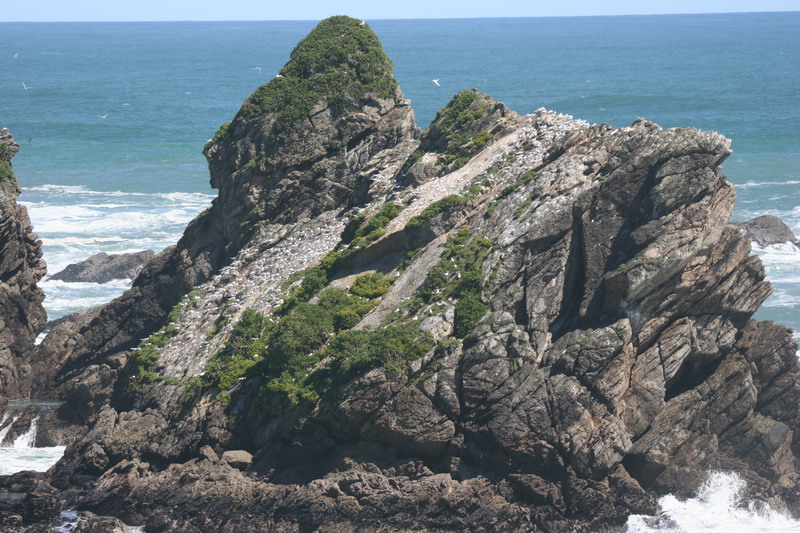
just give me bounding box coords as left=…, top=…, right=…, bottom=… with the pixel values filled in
left=0, top=12, right=798, bottom=530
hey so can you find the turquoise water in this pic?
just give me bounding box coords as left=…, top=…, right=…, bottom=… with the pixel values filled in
left=0, top=13, right=798, bottom=332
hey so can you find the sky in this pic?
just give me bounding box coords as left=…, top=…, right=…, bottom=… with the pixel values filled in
left=1, top=0, right=797, bottom=22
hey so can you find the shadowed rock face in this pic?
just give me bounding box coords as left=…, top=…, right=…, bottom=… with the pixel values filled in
left=16, top=17, right=799, bottom=533
left=0, top=129, right=46, bottom=400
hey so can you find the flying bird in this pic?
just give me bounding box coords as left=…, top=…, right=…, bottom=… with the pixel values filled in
left=22, top=82, right=31, bottom=90
left=432, top=79, right=440, bottom=86
left=360, top=20, right=366, bottom=26
left=254, top=66, right=262, bottom=72
left=13, top=52, right=20, bottom=59
left=98, top=114, right=108, bottom=119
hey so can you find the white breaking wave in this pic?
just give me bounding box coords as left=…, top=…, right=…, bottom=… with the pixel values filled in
left=0, top=412, right=12, bottom=443
left=13, top=414, right=39, bottom=448
left=0, top=446, right=66, bottom=475
left=622, top=471, right=800, bottom=532
left=735, top=179, right=800, bottom=189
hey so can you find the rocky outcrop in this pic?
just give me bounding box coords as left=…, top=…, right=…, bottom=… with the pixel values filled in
left=0, top=129, right=46, bottom=400
left=49, top=251, right=155, bottom=283
left=733, top=214, right=799, bottom=247
left=28, top=15, right=418, bottom=404
left=0, top=471, right=60, bottom=528
left=25, top=16, right=800, bottom=533
left=402, top=89, right=521, bottom=185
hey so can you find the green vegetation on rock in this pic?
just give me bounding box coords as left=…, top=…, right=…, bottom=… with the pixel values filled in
left=413, top=228, right=494, bottom=337
left=126, top=324, right=180, bottom=392
left=419, top=90, right=497, bottom=172
left=233, top=16, right=397, bottom=132
left=406, top=182, right=482, bottom=230
left=350, top=272, right=393, bottom=298
left=0, top=161, right=13, bottom=182
left=192, top=309, right=272, bottom=405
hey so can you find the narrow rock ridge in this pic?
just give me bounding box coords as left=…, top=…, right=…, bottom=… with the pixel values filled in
left=0, top=128, right=46, bottom=400
left=13, top=17, right=800, bottom=533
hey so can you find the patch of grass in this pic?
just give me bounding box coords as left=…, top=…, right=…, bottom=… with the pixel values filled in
left=183, top=309, right=272, bottom=406
left=304, top=324, right=435, bottom=400
left=204, top=121, right=232, bottom=149
left=0, top=161, right=13, bottom=182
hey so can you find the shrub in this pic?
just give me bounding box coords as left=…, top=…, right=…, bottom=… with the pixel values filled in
left=351, top=272, right=392, bottom=298
left=0, top=161, right=13, bottom=182
left=454, top=294, right=488, bottom=337
left=236, top=16, right=398, bottom=132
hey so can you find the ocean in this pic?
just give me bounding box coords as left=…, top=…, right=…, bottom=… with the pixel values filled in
left=1, top=12, right=798, bottom=531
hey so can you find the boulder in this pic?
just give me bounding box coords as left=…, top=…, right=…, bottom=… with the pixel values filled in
left=49, top=251, right=155, bottom=283
left=221, top=450, right=252, bottom=470
left=733, top=215, right=798, bottom=247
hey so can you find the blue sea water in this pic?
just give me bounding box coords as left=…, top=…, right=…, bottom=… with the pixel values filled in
left=0, top=13, right=799, bottom=530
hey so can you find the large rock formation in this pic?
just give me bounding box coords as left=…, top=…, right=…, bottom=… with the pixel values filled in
left=27, top=15, right=418, bottom=409
left=0, top=129, right=46, bottom=400
left=18, top=16, right=800, bottom=532
left=49, top=251, right=155, bottom=284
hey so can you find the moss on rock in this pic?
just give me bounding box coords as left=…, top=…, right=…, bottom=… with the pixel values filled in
left=235, top=16, right=398, bottom=132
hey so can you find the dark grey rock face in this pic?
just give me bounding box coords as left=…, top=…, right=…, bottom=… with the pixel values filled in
left=733, top=214, right=799, bottom=247
left=0, top=129, right=47, bottom=400
left=21, top=18, right=800, bottom=533
left=49, top=251, right=155, bottom=283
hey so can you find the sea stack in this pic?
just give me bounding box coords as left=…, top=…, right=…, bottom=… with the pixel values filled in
left=8, top=16, right=798, bottom=532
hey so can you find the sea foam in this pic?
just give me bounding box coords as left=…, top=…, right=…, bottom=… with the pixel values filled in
left=622, top=471, right=800, bottom=532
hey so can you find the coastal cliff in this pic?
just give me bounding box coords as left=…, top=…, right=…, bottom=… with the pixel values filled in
left=10, top=16, right=800, bottom=532
left=0, top=129, right=46, bottom=401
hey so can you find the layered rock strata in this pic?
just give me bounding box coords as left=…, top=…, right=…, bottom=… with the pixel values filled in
left=0, top=129, right=46, bottom=400
left=16, top=16, right=800, bottom=533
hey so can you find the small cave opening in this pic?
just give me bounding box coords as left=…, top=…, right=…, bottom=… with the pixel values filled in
left=663, top=354, right=724, bottom=402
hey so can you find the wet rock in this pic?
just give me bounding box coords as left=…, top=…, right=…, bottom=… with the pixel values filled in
left=74, top=515, right=128, bottom=533
left=0, top=473, right=61, bottom=527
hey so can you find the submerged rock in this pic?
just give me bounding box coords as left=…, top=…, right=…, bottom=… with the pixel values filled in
left=10, top=15, right=799, bottom=533
left=49, top=251, right=155, bottom=283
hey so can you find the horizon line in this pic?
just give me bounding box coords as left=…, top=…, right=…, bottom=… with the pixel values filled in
left=1, top=10, right=798, bottom=24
